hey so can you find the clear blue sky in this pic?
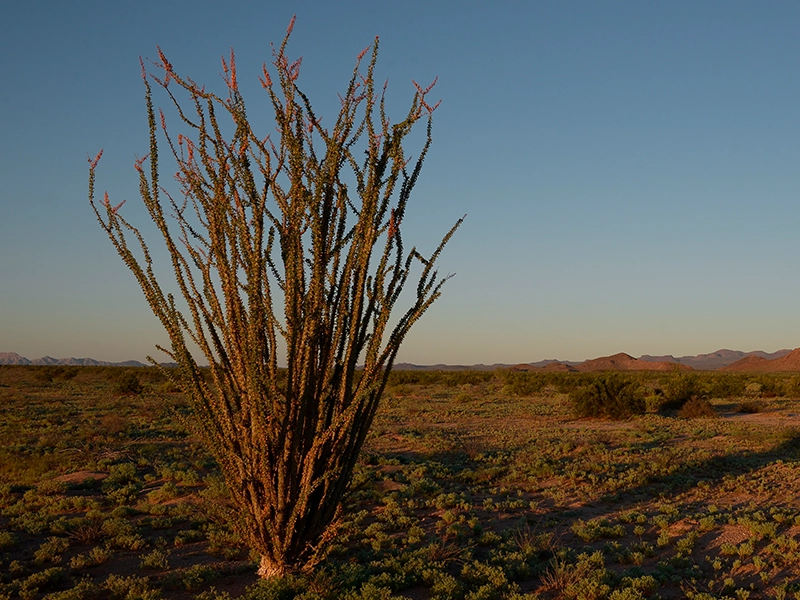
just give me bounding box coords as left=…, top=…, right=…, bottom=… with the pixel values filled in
left=2, top=1, right=800, bottom=365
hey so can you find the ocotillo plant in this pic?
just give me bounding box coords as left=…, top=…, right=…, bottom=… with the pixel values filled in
left=89, top=21, right=460, bottom=578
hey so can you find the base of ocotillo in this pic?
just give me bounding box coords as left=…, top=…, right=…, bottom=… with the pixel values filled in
left=256, top=556, right=288, bottom=579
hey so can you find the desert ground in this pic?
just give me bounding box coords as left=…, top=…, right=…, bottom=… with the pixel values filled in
left=2, top=365, right=800, bottom=599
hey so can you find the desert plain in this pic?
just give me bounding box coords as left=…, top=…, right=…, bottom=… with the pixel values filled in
left=3, top=356, right=800, bottom=599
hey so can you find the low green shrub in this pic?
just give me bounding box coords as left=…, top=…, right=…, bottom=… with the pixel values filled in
left=180, top=564, right=219, bottom=590
left=103, top=463, right=138, bottom=490
left=571, top=374, right=645, bottom=419
left=139, top=548, right=171, bottom=570
left=571, top=518, right=626, bottom=543
left=173, top=529, right=205, bottom=547
left=19, top=567, right=67, bottom=598
left=108, top=533, right=148, bottom=551
left=755, top=376, right=782, bottom=398
left=0, top=530, right=18, bottom=550
left=103, top=574, right=162, bottom=600
left=34, top=366, right=80, bottom=383
left=238, top=574, right=310, bottom=600
left=660, top=373, right=700, bottom=410
left=69, top=545, right=112, bottom=569
left=114, top=373, right=143, bottom=396
left=37, top=480, right=68, bottom=496
left=705, top=373, right=746, bottom=399
left=501, top=371, right=546, bottom=397
left=147, top=481, right=180, bottom=504
left=34, top=537, right=70, bottom=564
left=783, top=375, right=800, bottom=398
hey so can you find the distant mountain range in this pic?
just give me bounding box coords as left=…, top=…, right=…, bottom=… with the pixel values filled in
left=3, top=348, right=798, bottom=372
left=396, top=348, right=796, bottom=372
left=719, top=348, right=800, bottom=372
left=0, top=353, right=146, bottom=367
left=638, top=348, right=792, bottom=371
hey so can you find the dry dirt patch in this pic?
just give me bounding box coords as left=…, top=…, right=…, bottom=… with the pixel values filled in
left=53, top=470, right=108, bottom=485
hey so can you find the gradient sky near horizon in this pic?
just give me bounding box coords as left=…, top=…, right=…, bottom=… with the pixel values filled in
left=3, top=1, right=800, bottom=365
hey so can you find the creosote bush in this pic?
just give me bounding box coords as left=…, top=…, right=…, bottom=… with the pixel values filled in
left=502, top=371, right=547, bottom=397
left=89, top=20, right=459, bottom=578
left=677, top=397, right=717, bottom=419
left=114, top=372, right=143, bottom=396
left=704, top=373, right=746, bottom=399
left=659, top=372, right=700, bottom=410
left=570, top=373, right=645, bottom=419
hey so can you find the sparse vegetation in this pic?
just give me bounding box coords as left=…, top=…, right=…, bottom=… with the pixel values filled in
left=3, top=365, right=800, bottom=598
